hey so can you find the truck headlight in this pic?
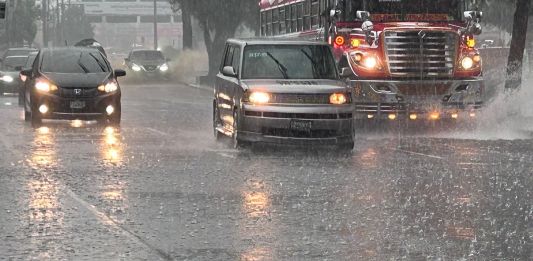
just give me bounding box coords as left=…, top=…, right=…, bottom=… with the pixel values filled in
left=1, top=75, right=14, bottom=83
left=98, top=81, right=118, bottom=93
left=159, top=63, right=169, bottom=72
left=35, top=81, right=58, bottom=92
left=249, top=92, right=270, bottom=104
left=350, top=52, right=382, bottom=70
left=461, top=57, right=474, bottom=70
left=329, top=93, right=348, bottom=105
left=132, top=64, right=142, bottom=72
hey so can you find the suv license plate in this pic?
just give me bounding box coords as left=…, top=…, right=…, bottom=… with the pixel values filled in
left=70, top=101, right=86, bottom=109
left=290, top=120, right=312, bottom=132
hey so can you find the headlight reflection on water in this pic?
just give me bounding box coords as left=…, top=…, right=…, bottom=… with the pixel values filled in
left=102, top=127, right=123, bottom=164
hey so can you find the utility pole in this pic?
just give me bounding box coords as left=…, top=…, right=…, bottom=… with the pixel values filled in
left=43, top=0, right=48, bottom=47
left=153, top=0, right=158, bottom=50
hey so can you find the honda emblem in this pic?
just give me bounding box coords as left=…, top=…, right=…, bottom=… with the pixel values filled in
left=74, top=89, right=82, bottom=95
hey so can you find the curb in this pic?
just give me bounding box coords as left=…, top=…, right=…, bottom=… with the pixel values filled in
left=181, top=82, right=213, bottom=92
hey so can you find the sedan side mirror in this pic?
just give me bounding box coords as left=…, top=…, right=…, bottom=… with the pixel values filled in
left=114, top=69, right=127, bottom=77
left=20, top=69, right=32, bottom=78
left=222, top=66, right=237, bottom=77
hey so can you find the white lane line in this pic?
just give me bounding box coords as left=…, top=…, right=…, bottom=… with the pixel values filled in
left=146, top=127, right=170, bottom=137
left=396, top=149, right=444, bottom=160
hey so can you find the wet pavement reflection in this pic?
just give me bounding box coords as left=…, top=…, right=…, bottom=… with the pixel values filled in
left=0, top=84, right=531, bottom=260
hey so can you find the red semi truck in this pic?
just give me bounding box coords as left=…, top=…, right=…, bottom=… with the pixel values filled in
left=260, top=0, right=484, bottom=121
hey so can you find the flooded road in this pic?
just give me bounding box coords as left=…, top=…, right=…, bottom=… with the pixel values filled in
left=0, top=83, right=531, bottom=260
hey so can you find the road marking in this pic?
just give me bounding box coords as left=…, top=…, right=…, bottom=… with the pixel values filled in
left=396, top=149, right=444, bottom=160
left=146, top=127, right=170, bottom=137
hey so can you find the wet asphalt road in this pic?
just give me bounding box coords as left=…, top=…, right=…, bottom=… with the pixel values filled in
left=0, top=83, right=531, bottom=260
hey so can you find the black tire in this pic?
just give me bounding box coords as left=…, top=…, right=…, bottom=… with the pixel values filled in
left=30, top=107, right=42, bottom=128
left=24, top=110, right=31, bottom=122
left=232, top=110, right=249, bottom=149
left=213, top=101, right=222, bottom=140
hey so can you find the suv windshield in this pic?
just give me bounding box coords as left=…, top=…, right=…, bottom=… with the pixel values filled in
left=41, top=49, right=110, bottom=73
left=242, top=45, right=338, bottom=80
left=130, top=51, right=164, bottom=61
left=2, top=56, right=28, bottom=71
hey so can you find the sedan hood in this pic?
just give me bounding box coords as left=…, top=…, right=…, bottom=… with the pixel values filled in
left=240, top=79, right=348, bottom=94
left=43, top=73, right=110, bottom=88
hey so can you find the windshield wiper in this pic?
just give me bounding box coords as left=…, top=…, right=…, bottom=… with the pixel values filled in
left=88, top=53, right=107, bottom=72
left=300, top=49, right=321, bottom=78
left=77, top=53, right=89, bottom=73
left=266, top=52, right=289, bottom=79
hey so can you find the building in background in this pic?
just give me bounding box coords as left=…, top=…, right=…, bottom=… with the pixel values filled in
left=0, top=0, right=17, bottom=48
left=72, top=0, right=183, bottom=51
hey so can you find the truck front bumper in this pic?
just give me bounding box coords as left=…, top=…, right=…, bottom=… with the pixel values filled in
left=350, top=79, right=484, bottom=120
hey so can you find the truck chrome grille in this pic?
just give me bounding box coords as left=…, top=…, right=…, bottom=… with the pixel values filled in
left=384, top=30, right=457, bottom=78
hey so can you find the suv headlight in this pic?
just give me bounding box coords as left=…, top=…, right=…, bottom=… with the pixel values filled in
left=132, top=64, right=142, bottom=72
left=98, top=81, right=118, bottom=93
left=248, top=92, right=271, bottom=104
left=159, top=63, right=169, bottom=72
left=329, top=93, right=348, bottom=105
left=35, top=81, right=58, bottom=92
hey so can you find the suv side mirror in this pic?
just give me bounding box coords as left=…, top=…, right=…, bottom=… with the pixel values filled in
left=114, top=69, right=127, bottom=77
left=340, top=67, right=353, bottom=78
left=20, top=69, right=32, bottom=78
left=222, top=66, right=237, bottom=77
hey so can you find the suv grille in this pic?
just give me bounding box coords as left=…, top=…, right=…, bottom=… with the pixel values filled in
left=384, top=30, right=457, bottom=78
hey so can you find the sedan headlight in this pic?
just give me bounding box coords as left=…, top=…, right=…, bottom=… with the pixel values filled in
left=248, top=92, right=271, bottom=104
left=159, top=63, right=169, bottom=72
left=98, top=81, right=118, bottom=93
left=329, top=93, right=348, bottom=105
left=1, top=75, right=14, bottom=83
left=35, top=81, right=58, bottom=92
left=132, top=64, right=142, bottom=72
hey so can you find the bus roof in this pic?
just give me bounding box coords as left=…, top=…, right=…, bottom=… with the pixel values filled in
left=259, top=0, right=305, bottom=10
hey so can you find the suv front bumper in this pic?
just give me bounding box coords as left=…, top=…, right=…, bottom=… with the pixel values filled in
left=239, top=104, right=354, bottom=145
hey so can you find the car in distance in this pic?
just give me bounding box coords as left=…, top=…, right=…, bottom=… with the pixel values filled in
left=213, top=39, right=354, bottom=149
left=18, top=51, right=39, bottom=106
left=21, top=47, right=126, bottom=127
left=124, top=49, right=170, bottom=79
left=0, top=55, right=29, bottom=95
left=1, top=47, right=38, bottom=63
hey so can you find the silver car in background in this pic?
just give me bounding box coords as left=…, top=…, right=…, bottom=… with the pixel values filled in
left=213, top=39, right=354, bottom=149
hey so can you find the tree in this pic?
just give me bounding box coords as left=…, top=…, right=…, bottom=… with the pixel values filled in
left=6, top=0, right=38, bottom=46
left=190, top=0, right=258, bottom=78
left=504, top=0, right=531, bottom=90
left=62, top=5, right=94, bottom=45
left=168, top=0, right=193, bottom=49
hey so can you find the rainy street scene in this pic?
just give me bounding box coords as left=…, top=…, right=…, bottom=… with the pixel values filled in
left=0, top=0, right=532, bottom=260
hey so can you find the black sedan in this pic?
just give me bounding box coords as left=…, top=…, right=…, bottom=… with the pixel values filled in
left=124, top=49, right=170, bottom=80
left=21, top=47, right=126, bottom=127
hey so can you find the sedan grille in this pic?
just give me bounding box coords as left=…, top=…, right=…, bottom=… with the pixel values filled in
left=384, top=30, right=457, bottom=78
left=143, top=65, right=158, bottom=71
left=59, top=87, right=98, bottom=98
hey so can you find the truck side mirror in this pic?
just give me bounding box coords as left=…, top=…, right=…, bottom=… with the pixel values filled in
left=340, top=67, right=353, bottom=78
left=463, top=11, right=483, bottom=35
left=464, top=11, right=482, bottom=21
left=356, top=11, right=370, bottom=21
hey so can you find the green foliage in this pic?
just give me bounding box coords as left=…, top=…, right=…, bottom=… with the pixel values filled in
left=62, top=5, right=94, bottom=45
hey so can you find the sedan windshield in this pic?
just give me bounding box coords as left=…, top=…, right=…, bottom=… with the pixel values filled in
left=242, top=45, right=338, bottom=80
left=130, top=51, right=164, bottom=61
left=2, top=56, right=28, bottom=71
left=41, top=49, right=110, bottom=73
